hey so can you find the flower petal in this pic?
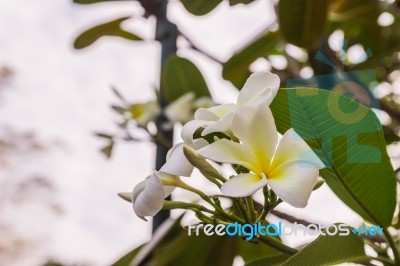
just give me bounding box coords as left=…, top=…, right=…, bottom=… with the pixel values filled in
left=154, top=171, right=178, bottom=196
left=237, top=71, right=280, bottom=106
left=208, top=104, right=236, bottom=118
left=258, top=86, right=279, bottom=107
left=161, top=143, right=193, bottom=176
left=163, top=185, right=175, bottom=196
left=198, top=139, right=259, bottom=174
left=194, top=108, right=218, bottom=121
left=221, top=173, right=267, bottom=197
left=181, top=120, right=212, bottom=144
left=202, top=112, right=234, bottom=136
left=164, top=92, right=195, bottom=123
left=132, top=174, right=165, bottom=219
left=193, top=97, right=215, bottom=109
left=232, top=102, right=278, bottom=172
left=132, top=101, right=160, bottom=127
left=271, top=128, right=325, bottom=170
left=195, top=104, right=236, bottom=120
left=191, top=138, right=209, bottom=150
left=131, top=179, right=147, bottom=204
left=267, top=161, right=319, bottom=208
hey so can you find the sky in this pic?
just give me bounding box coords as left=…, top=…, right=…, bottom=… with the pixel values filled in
left=0, top=0, right=364, bottom=265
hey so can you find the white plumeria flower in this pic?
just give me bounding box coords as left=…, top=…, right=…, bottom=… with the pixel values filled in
left=198, top=100, right=325, bottom=208
left=164, top=92, right=196, bottom=124
left=181, top=71, right=280, bottom=145
left=132, top=171, right=178, bottom=220
left=164, top=93, right=214, bottom=132
left=193, top=96, right=215, bottom=110
left=129, top=101, right=160, bottom=127
left=131, top=138, right=208, bottom=219
left=161, top=142, right=192, bottom=177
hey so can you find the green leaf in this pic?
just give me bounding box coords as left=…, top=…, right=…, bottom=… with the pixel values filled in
left=74, top=0, right=129, bottom=4
left=111, top=105, right=126, bottom=115
left=270, top=88, right=396, bottom=227
left=117, top=192, right=131, bottom=203
left=313, top=177, right=325, bottom=191
left=281, top=226, right=365, bottom=265
left=100, top=140, right=114, bottom=158
left=74, top=17, right=142, bottom=49
left=153, top=232, right=236, bottom=266
left=112, top=215, right=285, bottom=266
left=331, top=0, right=378, bottom=18
left=238, top=237, right=288, bottom=264
left=162, top=55, right=211, bottom=103
left=222, top=31, right=283, bottom=88
left=329, top=0, right=382, bottom=54
left=94, top=132, right=113, bottom=139
left=278, top=0, right=329, bottom=48
left=130, top=216, right=237, bottom=266
left=245, top=255, right=290, bottom=266
left=110, top=217, right=186, bottom=265
left=111, top=245, right=143, bottom=266
left=229, top=0, right=254, bottom=6
left=383, top=125, right=400, bottom=145
left=180, top=0, right=222, bottom=16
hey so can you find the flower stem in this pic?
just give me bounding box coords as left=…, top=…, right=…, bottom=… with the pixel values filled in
left=368, top=256, right=396, bottom=265
left=257, top=186, right=270, bottom=222
left=245, top=196, right=256, bottom=223
left=194, top=211, right=230, bottom=225
left=202, top=175, right=222, bottom=188
left=234, top=198, right=251, bottom=224
left=176, top=180, right=245, bottom=223
left=162, top=200, right=215, bottom=214
left=383, top=227, right=400, bottom=265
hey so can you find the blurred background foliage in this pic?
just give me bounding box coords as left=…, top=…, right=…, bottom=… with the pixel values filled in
left=70, top=0, right=400, bottom=265
left=0, top=67, right=64, bottom=265
left=74, top=0, right=400, bottom=155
